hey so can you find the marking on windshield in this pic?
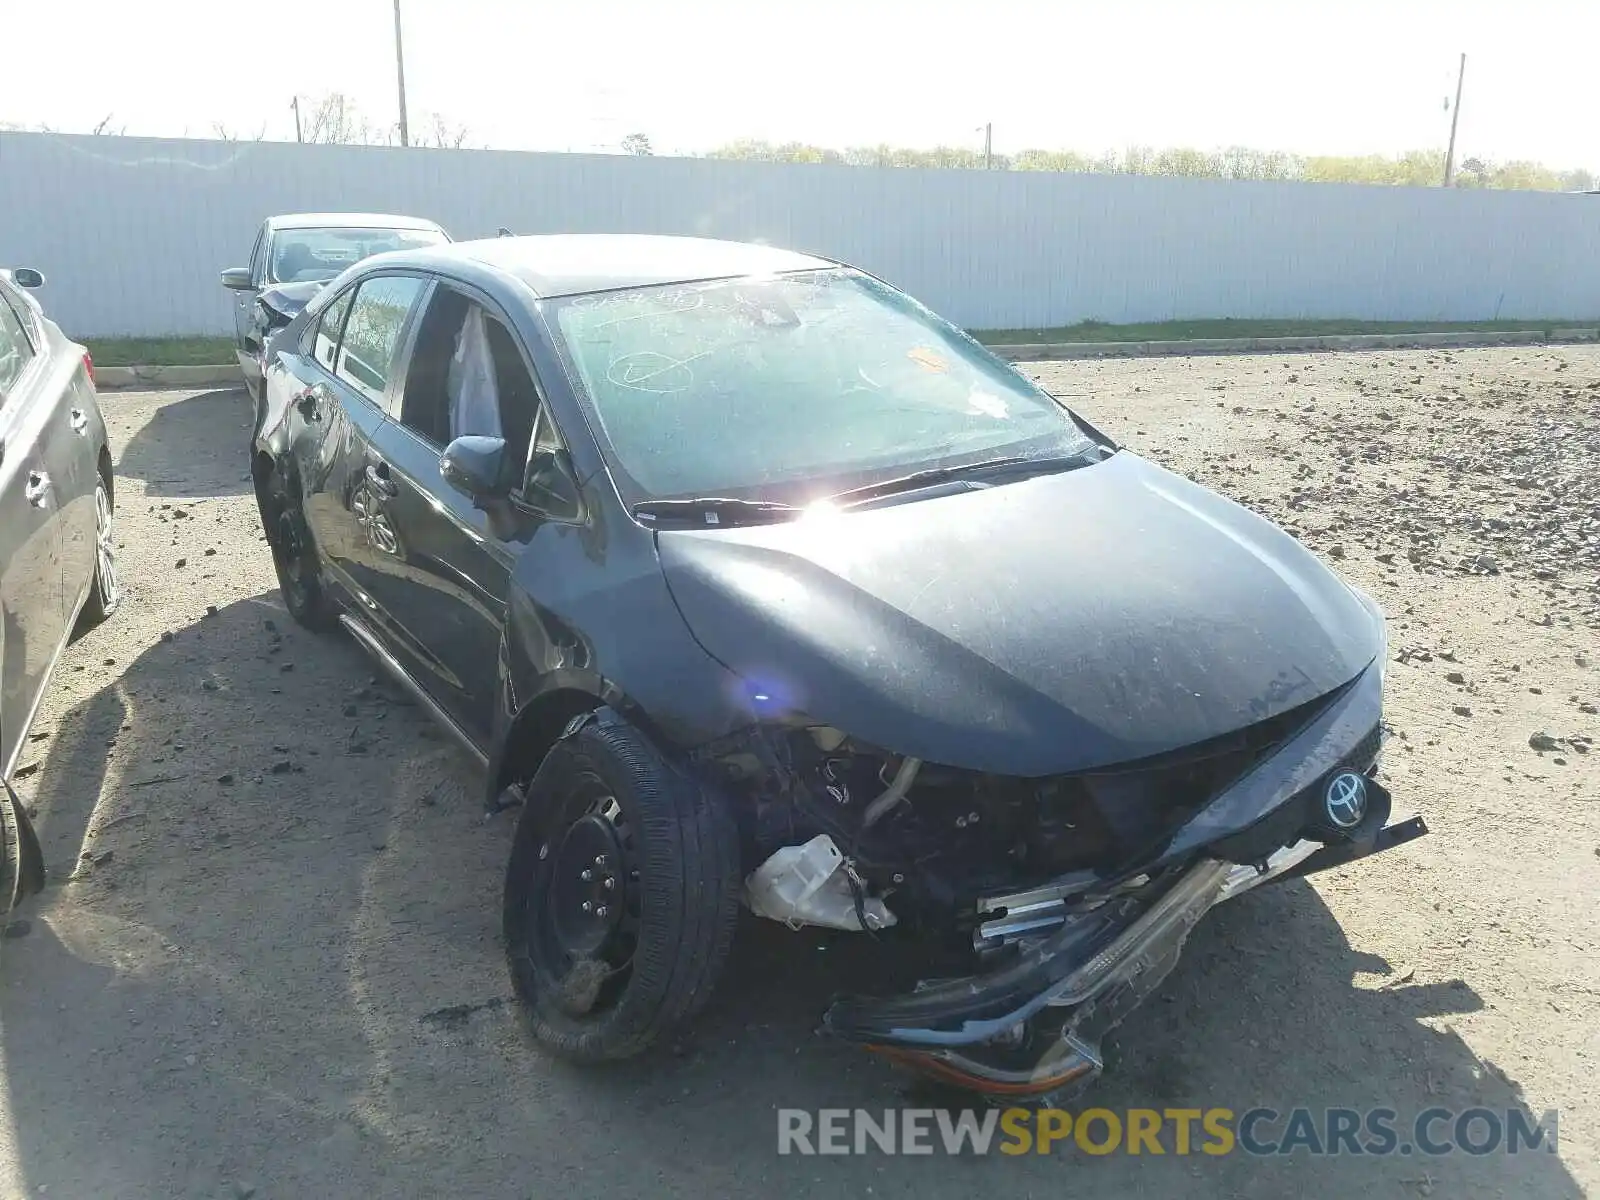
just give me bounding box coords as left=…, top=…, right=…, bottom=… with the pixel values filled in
left=607, top=348, right=713, bottom=393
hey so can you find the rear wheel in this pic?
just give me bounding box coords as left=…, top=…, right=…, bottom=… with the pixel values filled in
left=503, top=713, right=741, bottom=1061
left=78, top=473, right=120, bottom=627
left=262, top=463, right=337, bottom=632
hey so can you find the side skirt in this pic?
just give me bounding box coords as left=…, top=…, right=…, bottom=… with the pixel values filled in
left=338, top=614, right=488, bottom=770
left=2, top=567, right=97, bottom=782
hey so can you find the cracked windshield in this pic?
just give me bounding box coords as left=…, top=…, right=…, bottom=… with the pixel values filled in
left=553, top=270, right=1092, bottom=501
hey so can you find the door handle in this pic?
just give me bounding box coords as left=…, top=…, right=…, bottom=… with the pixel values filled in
left=69, top=408, right=89, bottom=434
left=365, top=462, right=399, bottom=498
left=24, top=470, right=49, bottom=507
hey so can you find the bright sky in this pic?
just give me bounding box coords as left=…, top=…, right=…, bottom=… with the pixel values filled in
left=6, top=0, right=1597, bottom=167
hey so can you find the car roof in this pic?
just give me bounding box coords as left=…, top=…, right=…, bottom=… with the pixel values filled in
left=267, top=212, right=445, bottom=232
left=382, top=234, right=837, bottom=298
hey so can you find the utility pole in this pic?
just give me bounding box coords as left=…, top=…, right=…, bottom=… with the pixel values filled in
left=1443, top=52, right=1466, bottom=187
left=983, top=122, right=993, bottom=170
left=291, top=96, right=303, bottom=143
left=393, top=0, right=411, bottom=147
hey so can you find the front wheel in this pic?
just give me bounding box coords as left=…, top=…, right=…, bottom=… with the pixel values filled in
left=1, top=779, right=45, bottom=914
left=503, top=713, right=742, bottom=1061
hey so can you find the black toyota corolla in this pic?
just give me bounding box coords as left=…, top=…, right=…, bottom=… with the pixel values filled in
left=250, top=234, right=1426, bottom=1097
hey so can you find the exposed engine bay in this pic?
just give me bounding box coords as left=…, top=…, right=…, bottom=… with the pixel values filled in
left=693, top=663, right=1427, bottom=1099
left=704, top=692, right=1327, bottom=950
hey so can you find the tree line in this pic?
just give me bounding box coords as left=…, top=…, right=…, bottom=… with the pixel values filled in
left=1, top=93, right=470, bottom=150
left=6, top=94, right=1593, bottom=191
left=702, top=139, right=1597, bottom=192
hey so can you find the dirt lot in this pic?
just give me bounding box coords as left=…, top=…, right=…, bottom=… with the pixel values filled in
left=1, top=345, right=1596, bottom=1199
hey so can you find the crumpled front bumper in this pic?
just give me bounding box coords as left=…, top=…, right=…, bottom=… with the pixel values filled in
left=820, top=662, right=1429, bottom=1097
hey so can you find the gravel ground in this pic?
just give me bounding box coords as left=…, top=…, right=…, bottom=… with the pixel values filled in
left=0, top=346, right=1595, bottom=1199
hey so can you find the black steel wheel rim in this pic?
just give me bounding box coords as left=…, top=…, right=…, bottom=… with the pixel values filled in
left=525, top=771, right=643, bottom=1017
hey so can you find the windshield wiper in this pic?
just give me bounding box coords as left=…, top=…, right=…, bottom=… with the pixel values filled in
left=633, top=452, right=1103, bottom=525
left=824, top=452, right=1099, bottom=509
left=633, top=497, right=802, bottom=526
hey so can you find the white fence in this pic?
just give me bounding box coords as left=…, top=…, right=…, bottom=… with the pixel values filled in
left=4, top=131, right=1600, bottom=338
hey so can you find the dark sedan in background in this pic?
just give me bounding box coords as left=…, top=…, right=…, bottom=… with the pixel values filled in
left=220, top=213, right=450, bottom=402
left=245, top=234, right=1423, bottom=1098
left=1, top=267, right=119, bottom=912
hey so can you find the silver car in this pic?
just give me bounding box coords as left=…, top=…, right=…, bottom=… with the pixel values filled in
left=220, top=213, right=451, bottom=403
left=0, top=267, right=119, bottom=912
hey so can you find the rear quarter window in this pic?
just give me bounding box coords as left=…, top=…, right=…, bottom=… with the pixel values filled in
left=310, top=286, right=357, bottom=371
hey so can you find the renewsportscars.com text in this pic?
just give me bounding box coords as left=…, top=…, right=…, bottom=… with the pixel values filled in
left=777, top=1106, right=1559, bottom=1157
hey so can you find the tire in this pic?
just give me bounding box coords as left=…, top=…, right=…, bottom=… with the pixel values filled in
left=1, top=785, right=23, bottom=915
left=503, top=712, right=742, bottom=1061
left=261, top=462, right=338, bottom=632
left=78, top=472, right=120, bottom=627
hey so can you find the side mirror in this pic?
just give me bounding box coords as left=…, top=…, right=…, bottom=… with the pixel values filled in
left=219, top=266, right=254, bottom=291
left=440, top=435, right=510, bottom=504
left=524, top=447, right=583, bottom=519
left=10, top=267, right=44, bottom=289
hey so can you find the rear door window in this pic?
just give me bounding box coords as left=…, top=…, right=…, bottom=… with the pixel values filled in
left=335, top=276, right=426, bottom=404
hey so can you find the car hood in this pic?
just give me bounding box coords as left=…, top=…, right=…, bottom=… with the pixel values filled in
left=655, top=452, right=1382, bottom=776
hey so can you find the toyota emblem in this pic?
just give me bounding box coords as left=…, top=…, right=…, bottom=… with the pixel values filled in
left=1324, top=771, right=1368, bottom=829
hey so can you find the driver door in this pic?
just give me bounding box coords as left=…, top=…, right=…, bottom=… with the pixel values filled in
left=357, top=284, right=553, bottom=742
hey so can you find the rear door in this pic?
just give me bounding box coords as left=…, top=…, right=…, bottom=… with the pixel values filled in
left=292, top=274, right=427, bottom=618
left=0, top=289, right=67, bottom=779
left=17, top=297, right=103, bottom=616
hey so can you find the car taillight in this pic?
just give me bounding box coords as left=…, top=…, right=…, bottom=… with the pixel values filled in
left=82, top=351, right=95, bottom=384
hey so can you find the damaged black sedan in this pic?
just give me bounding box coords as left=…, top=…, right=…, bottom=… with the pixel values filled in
left=249, top=234, right=1426, bottom=1097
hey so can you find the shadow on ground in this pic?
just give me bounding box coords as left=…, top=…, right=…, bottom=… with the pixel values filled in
left=0, top=595, right=1581, bottom=1199
left=114, top=387, right=256, bottom=497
